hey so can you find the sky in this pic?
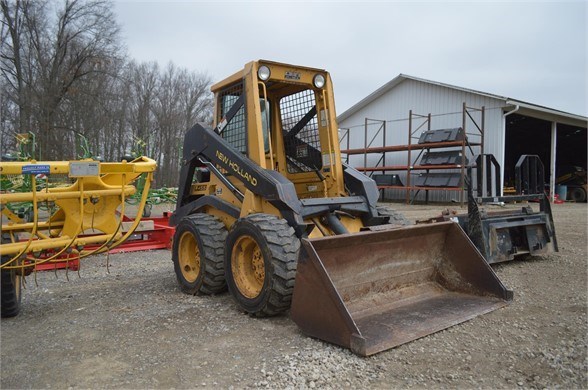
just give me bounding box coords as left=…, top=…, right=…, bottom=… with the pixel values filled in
left=114, top=1, right=587, bottom=117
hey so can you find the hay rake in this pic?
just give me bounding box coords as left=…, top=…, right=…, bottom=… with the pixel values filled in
left=0, top=157, right=156, bottom=317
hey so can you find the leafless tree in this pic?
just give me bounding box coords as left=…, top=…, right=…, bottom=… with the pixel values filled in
left=1, top=0, right=213, bottom=187
left=1, top=0, right=122, bottom=159
left=150, top=62, right=212, bottom=186
left=1, top=0, right=38, bottom=154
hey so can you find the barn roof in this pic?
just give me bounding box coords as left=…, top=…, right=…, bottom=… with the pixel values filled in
left=337, top=74, right=587, bottom=126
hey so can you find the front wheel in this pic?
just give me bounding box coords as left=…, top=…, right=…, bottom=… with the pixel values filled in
left=225, top=214, right=299, bottom=317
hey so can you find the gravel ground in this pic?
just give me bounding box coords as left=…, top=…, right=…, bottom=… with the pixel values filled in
left=1, top=202, right=586, bottom=389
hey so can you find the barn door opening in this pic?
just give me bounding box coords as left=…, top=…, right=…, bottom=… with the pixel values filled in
left=504, top=114, right=551, bottom=189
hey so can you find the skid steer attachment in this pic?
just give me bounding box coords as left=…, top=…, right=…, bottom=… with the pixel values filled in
left=291, top=222, right=512, bottom=356
left=456, top=155, right=558, bottom=264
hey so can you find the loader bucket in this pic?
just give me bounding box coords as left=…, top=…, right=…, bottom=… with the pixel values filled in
left=290, top=221, right=512, bottom=356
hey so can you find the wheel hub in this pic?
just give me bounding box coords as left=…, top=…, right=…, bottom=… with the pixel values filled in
left=178, top=231, right=200, bottom=283
left=232, top=235, right=265, bottom=299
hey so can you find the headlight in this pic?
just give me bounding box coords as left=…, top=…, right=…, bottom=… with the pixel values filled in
left=258, top=65, right=271, bottom=81
left=313, top=74, right=326, bottom=89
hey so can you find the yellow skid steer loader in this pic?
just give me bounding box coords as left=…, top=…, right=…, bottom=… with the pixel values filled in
left=170, top=60, right=512, bottom=356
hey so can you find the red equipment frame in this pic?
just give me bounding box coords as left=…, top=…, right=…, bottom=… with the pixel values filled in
left=26, top=212, right=175, bottom=272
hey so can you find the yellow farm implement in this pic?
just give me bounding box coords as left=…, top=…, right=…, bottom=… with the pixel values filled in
left=0, top=157, right=156, bottom=317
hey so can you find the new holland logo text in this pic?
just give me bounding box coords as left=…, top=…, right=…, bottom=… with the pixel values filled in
left=216, top=150, right=258, bottom=187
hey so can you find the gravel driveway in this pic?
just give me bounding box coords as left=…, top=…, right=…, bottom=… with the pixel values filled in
left=1, top=202, right=586, bottom=389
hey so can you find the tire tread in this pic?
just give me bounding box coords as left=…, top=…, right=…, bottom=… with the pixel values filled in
left=173, top=213, right=227, bottom=295
left=229, top=214, right=300, bottom=317
left=1, top=257, right=20, bottom=318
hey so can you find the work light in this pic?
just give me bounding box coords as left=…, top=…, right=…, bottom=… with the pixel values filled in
left=313, top=74, right=325, bottom=89
left=258, top=65, right=271, bottom=81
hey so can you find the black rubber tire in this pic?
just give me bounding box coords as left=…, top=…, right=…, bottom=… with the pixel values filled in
left=1, top=234, right=22, bottom=318
left=225, top=214, right=299, bottom=317
left=376, top=204, right=411, bottom=226
left=172, top=213, right=227, bottom=295
left=568, top=187, right=587, bottom=202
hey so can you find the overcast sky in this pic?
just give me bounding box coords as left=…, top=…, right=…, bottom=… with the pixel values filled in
left=114, top=1, right=587, bottom=117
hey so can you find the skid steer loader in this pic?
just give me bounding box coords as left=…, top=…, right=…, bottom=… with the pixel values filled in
left=171, top=60, right=512, bottom=356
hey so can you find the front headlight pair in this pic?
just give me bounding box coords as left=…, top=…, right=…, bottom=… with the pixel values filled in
left=257, top=65, right=325, bottom=89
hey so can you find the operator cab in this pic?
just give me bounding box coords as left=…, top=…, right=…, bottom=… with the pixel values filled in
left=213, top=60, right=342, bottom=199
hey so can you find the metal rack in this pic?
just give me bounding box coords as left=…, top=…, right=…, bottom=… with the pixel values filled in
left=341, top=103, right=485, bottom=205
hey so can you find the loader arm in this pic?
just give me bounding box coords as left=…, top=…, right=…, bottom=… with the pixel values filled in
left=172, top=123, right=305, bottom=233
left=171, top=123, right=383, bottom=236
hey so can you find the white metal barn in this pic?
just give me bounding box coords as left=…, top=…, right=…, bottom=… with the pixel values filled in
left=337, top=74, right=587, bottom=203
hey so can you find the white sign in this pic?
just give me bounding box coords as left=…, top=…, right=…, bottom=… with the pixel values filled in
left=69, top=162, right=100, bottom=177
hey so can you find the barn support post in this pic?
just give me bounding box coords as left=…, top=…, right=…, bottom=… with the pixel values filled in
left=550, top=121, right=558, bottom=202
left=502, top=104, right=520, bottom=196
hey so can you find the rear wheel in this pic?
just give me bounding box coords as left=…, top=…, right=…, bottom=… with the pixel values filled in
left=172, top=214, right=227, bottom=295
left=225, top=214, right=299, bottom=317
left=376, top=204, right=411, bottom=226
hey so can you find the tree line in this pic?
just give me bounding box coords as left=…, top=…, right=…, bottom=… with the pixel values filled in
left=1, top=0, right=213, bottom=187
